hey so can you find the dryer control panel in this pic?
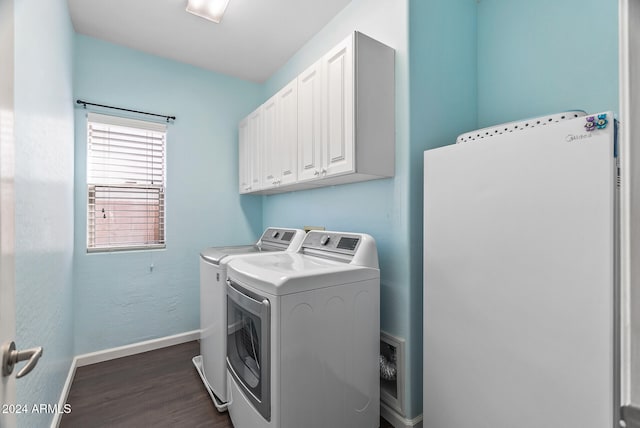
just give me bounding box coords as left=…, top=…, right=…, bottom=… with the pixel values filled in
left=300, top=230, right=378, bottom=268
left=302, top=231, right=361, bottom=256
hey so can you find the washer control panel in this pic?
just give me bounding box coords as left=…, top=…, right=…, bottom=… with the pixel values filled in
left=259, top=228, right=300, bottom=250
left=261, top=228, right=296, bottom=244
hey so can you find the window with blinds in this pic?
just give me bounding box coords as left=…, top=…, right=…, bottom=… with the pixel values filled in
left=86, top=112, right=166, bottom=252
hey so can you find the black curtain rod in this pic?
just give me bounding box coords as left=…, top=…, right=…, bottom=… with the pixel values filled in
left=76, top=99, right=176, bottom=122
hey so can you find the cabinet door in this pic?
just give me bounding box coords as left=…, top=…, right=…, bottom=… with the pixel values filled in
left=238, top=117, right=250, bottom=194
left=277, top=79, right=298, bottom=186
left=261, top=95, right=278, bottom=189
left=248, top=109, right=262, bottom=191
left=297, top=60, right=323, bottom=182
left=322, top=34, right=354, bottom=177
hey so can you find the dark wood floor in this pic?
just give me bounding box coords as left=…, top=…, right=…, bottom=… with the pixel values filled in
left=61, top=341, right=394, bottom=428
left=61, top=341, right=231, bottom=428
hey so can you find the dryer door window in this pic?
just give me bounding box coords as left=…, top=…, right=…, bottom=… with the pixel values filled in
left=226, top=280, right=271, bottom=421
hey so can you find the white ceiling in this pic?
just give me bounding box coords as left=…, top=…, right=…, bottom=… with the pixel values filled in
left=67, top=0, right=352, bottom=83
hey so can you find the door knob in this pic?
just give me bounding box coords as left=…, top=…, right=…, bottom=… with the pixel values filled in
left=1, top=341, right=43, bottom=378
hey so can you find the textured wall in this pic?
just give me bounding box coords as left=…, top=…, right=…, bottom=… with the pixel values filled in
left=72, top=35, right=263, bottom=354
left=0, top=0, right=16, bottom=426
left=477, top=0, right=618, bottom=127
left=409, top=0, right=479, bottom=419
left=13, top=0, right=75, bottom=426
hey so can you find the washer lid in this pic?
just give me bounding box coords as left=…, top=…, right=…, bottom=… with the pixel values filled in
left=200, top=245, right=266, bottom=265
left=200, top=228, right=306, bottom=265
left=226, top=253, right=379, bottom=296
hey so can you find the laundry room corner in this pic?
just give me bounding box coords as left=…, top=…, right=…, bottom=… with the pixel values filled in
left=71, top=35, right=264, bottom=356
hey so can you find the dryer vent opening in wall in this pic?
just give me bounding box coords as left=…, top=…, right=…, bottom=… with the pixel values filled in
left=380, top=331, right=405, bottom=417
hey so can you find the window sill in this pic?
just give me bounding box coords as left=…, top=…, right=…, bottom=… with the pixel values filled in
left=86, top=244, right=166, bottom=254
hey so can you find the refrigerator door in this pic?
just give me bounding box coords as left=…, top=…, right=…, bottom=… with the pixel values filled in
left=423, top=113, right=618, bottom=428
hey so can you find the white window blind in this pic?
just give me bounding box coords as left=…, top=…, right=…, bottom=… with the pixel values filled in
left=87, top=112, right=166, bottom=252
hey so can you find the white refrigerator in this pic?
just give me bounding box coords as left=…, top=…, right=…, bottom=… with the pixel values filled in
left=423, top=111, right=619, bottom=428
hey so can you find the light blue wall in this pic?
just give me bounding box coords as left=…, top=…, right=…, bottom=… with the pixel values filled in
left=411, top=0, right=618, bottom=420
left=409, top=0, right=478, bottom=418
left=73, top=35, right=263, bottom=354
left=14, top=0, right=75, bottom=426
left=477, top=0, right=618, bottom=127
left=15, top=0, right=617, bottom=423
left=259, top=0, right=420, bottom=417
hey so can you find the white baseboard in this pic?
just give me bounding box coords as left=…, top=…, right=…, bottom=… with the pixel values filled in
left=381, top=401, right=423, bottom=428
left=75, top=330, right=200, bottom=367
left=50, top=330, right=200, bottom=428
left=50, top=356, right=78, bottom=428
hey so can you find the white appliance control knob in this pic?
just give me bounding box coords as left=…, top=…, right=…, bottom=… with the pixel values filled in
left=272, top=231, right=280, bottom=239
left=320, top=235, right=330, bottom=245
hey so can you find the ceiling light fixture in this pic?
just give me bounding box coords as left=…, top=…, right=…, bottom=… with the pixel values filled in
left=185, top=0, right=230, bottom=24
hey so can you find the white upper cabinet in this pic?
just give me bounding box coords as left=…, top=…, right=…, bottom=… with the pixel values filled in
left=247, top=108, right=262, bottom=192
left=322, top=35, right=354, bottom=178
left=238, top=117, right=250, bottom=193
left=238, top=113, right=261, bottom=194
left=260, top=80, right=298, bottom=190
left=239, top=31, right=394, bottom=195
left=298, top=59, right=323, bottom=182
left=260, top=94, right=279, bottom=189
left=276, top=79, right=298, bottom=186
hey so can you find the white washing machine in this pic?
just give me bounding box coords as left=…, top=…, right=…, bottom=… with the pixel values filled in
left=194, top=227, right=305, bottom=411
left=225, top=230, right=380, bottom=428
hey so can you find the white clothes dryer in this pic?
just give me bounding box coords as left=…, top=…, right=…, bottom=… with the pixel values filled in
left=225, top=230, right=380, bottom=428
left=194, top=227, right=305, bottom=411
